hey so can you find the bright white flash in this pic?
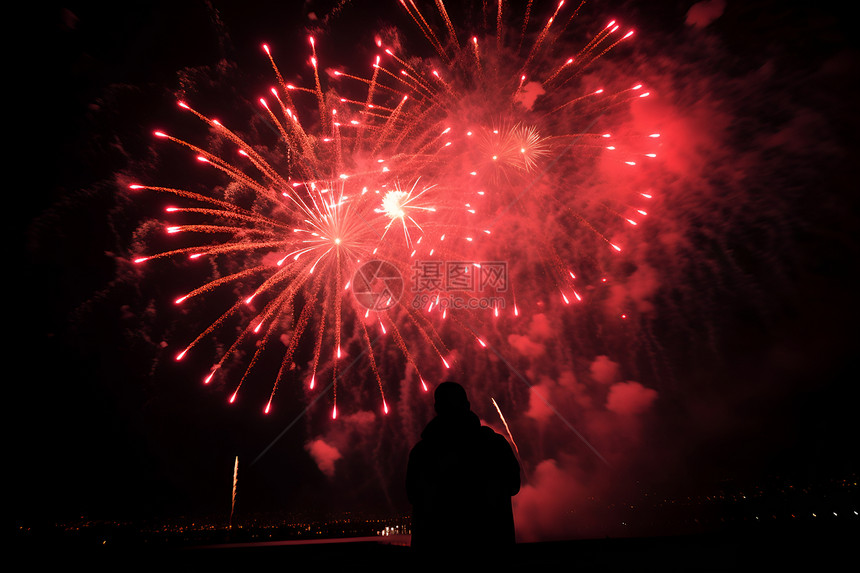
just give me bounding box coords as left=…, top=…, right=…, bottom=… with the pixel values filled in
left=382, top=190, right=409, bottom=220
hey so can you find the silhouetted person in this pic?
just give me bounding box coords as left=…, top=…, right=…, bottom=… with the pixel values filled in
left=407, top=381, right=521, bottom=559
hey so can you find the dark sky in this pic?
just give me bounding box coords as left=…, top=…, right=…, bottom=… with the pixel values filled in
left=16, top=0, right=860, bottom=539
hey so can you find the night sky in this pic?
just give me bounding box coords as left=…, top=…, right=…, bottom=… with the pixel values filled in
left=17, top=0, right=859, bottom=541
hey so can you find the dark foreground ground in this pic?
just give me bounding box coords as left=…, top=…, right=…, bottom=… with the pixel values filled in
left=18, top=523, right=857, bottom=572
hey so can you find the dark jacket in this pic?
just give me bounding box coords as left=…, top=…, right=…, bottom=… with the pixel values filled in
left=406, top=410, right=521, bottom=551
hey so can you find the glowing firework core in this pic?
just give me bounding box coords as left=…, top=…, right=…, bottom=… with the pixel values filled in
left=382, top=190, right=409, bottom=220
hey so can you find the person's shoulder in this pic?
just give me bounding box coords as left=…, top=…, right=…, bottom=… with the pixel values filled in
left=409, top=438, right=428, bottom=454
left=478, top=425, right=507, bottom=442
left=480, top=426, right=517, bottom=451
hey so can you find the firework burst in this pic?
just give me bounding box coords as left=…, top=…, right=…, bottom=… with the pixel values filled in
left=129, top=0, right=658, bottom=418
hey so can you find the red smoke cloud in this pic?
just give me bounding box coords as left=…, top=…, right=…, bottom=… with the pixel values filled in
left=305, top=438, right=342, bottom=478
left=606, top=381, right=658, bottom=416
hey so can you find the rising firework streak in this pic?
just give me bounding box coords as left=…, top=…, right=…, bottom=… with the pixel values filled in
left=492, top=397, right=520, bottom=457
left=230, top=456, right=238, bottom=528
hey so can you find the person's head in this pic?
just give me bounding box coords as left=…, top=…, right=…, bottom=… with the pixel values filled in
left=434, top=381, right=470, bottom=416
